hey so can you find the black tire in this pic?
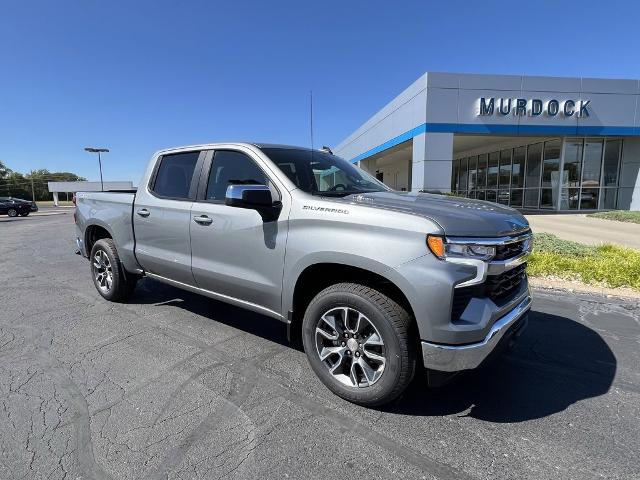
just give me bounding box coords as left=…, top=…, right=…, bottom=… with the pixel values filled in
left=7, top=208, right=18, bottom=217
left=20, top=212, right=29, bottom=217
left=302, top=282, right=416, bottom=406
left=89, top=238, right=139, bottom=302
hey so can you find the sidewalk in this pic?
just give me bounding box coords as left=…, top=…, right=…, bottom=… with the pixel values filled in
left=525, top=214, right=640, bottom=249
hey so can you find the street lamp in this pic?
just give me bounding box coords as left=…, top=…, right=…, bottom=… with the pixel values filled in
left=84, top=147, right=109, bottom=191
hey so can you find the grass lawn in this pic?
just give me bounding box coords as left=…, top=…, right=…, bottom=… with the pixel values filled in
left=528, top=233, right=640, bottom=290
left=587, top=210, right=640, bottom=224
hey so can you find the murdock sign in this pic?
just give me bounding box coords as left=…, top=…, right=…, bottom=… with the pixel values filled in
left=478, top=97, right=591, bottom=117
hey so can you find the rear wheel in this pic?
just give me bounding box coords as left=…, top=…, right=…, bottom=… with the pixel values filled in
left=302, top=282, right=416, bottom=406
left=90, top=238, right=139, bottom=302
left=7, top=208, right=18, bottom=217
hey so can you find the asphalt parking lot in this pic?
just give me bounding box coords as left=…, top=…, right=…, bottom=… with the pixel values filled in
left=1, top=213, right=639, bottom=480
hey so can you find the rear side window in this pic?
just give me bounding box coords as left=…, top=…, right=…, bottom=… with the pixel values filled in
left=152, top=151, right=200, bottom=199
left=205, top=150, right=268, bottom=201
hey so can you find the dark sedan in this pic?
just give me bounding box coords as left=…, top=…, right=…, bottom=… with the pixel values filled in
left=0, top=197, right=36, bottom=217
left=12, top=197, right=38, bottom=212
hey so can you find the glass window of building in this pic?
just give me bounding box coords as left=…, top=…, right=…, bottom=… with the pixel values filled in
left=580, top=139, right=604, bottom=209
left=450, top=136, right=622, bottom=211
left=601, top=139, right=622, bottom=209
left=487, top=152, right=499, bottom=188
left=524, top=142, right=543, bottom=208
left=561, top=139, right=582, bottom=209
left=582, top=139, right=603, bottom=187
left=499, top=149, right=511, bottom=189
left=512, top=147, right=525, bottom=188
left=563, top=139, right=583, bottom=188
left=602, top=139, right=621, bottom=187
left=452, top=159, right=460, bottom=190
left=510, top=188, right=523, bottom=208
left=458, top=157, right=469, bottom=193
left=477, top=154, right=487, bottom=190
left=468, top=156, right=478, bottom=195
left=601, top=187, right=617, bottom=210
left=542, top=140, right=561, bottom=188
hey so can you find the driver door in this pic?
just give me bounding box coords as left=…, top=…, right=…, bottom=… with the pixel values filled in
left=189, top=148, right=289, bottom=317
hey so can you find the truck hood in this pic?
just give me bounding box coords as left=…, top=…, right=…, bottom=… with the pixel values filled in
left=342, top=191, right=530, bottom=237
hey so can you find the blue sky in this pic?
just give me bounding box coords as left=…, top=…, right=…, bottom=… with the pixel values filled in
left=1, top=0, right=639, bottom=183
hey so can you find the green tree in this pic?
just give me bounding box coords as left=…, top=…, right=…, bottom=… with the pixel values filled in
left=0, top=160, right=12, bottom=179
left=0, top=164, right=87, bottom=200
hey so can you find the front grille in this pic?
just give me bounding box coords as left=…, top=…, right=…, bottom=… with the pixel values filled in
left=485, top=263, right=527, bottom=300
left=451, top=263, right=527, bottom=322
left=494, top=238, right=527, bottom=261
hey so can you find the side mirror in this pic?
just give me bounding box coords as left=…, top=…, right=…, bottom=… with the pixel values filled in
left=225, top=184, right=281, bottom=221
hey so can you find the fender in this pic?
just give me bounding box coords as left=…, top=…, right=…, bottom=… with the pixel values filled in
left=281, top=251, right=401, bottom=319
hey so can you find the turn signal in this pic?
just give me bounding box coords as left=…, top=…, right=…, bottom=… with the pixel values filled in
left=427, top=235, right=445, bottom=259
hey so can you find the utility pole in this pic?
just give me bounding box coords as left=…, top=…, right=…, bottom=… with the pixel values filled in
left=30, top=170, right=36, bottom=202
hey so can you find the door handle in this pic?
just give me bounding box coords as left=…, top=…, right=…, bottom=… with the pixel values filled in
left=137, top=208, right=150, bottom=217
left=193, top=215, right=213, bottom=225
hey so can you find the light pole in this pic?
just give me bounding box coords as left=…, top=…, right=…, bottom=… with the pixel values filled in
left=84, top=147, right=109, bottom=191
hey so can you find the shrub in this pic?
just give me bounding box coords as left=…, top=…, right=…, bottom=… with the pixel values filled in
left=587, top=211, right=640, bottom=224
left=528, top=233, right=640, bottom=290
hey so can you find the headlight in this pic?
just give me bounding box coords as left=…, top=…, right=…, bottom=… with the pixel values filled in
left=427, top=235, right=496, bottom=261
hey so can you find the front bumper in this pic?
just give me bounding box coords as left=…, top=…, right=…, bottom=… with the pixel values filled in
left=421, top=294, right=531, bottom=372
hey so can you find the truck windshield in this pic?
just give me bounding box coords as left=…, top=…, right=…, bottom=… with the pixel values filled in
left=261, top=147, right=389, bottom=196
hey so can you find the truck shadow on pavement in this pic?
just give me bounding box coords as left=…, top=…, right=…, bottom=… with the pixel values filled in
left=131, top=279, right=616, bottom=423
left=391, top=309, right=617, bottom=423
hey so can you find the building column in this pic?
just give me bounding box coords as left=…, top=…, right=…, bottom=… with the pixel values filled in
left=411, top=132, right=454, bottom=193
left=52, top=192, right=59, bottom=207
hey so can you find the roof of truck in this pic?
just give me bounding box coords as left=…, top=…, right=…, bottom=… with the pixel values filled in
left=156, top=142, right=327, bottom=156
left=251, top=143, right=314, bottom=150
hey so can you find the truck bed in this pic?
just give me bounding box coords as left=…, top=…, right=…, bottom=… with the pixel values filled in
left=75, top=191, right=140, bottom=274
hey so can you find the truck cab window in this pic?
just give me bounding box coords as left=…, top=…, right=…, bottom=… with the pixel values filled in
left=152, top=151, right=199, bottom=199
left=206, top=150, right=268, bottom=201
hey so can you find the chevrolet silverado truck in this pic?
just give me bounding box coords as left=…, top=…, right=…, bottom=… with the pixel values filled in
left=74, top=143, right=532, bottom=406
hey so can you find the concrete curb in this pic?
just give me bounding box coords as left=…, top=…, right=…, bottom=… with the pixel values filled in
left=31, top=211, right=70, bottom=216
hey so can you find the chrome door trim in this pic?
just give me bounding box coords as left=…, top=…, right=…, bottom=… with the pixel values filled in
left=145, top=272, right=284, bottom=321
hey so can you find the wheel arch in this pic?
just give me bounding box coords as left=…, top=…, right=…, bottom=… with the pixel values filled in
left=287, top=262, right=416, bottom=343
left=84, top=223, right=113, bottom=256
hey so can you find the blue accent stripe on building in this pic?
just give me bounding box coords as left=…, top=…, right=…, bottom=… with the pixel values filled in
left=349, top=122, right=640, bottom=163
left=350, top=124, right=427, bottom=163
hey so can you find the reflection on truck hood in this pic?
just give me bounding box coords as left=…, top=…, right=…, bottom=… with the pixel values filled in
left=342, top=191, right=530, bottom=237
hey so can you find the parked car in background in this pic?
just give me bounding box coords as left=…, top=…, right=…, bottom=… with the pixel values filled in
left=0, top=197, right=34, bottom=217
left=9, top=197, right=38, bottom=212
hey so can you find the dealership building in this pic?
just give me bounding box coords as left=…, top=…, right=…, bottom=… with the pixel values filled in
left=334, top=72, right=640, bottom=210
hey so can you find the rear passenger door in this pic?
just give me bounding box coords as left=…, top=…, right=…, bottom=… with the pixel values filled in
left=189, top=148, right=288, bottom=316
left=133, top=150, right=205, bottom=285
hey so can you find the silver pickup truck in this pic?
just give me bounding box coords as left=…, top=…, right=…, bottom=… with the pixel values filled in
left=75, top=143, right=532, bottom=406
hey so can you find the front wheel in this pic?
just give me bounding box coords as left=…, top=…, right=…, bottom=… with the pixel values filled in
left=20, top=212, right=29, bottom=217
left=302, top=282, right=416, bottom=406
left=90, top=238, right=139, bottom=302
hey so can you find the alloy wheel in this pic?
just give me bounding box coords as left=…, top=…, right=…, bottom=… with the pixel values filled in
left=92, top=250, right=113, bottom=293
left=315, top=306, right=386, bottom=388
